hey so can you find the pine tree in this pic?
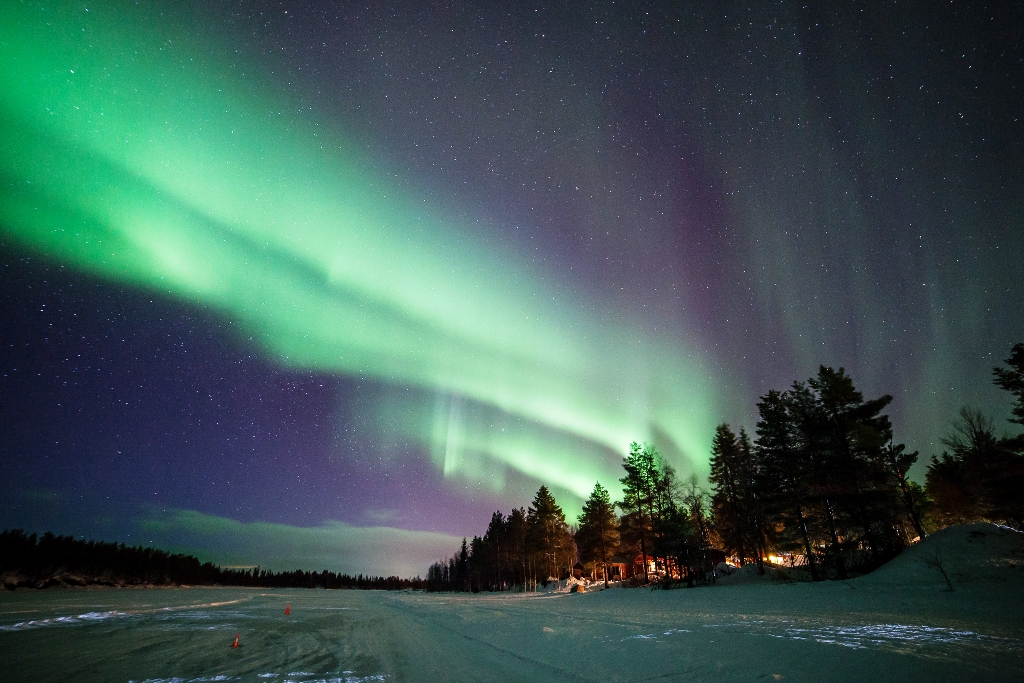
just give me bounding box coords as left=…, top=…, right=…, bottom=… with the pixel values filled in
left=880, top=441, right=926, bottom=539
left=810, top=366, right=902, bottom=560
left=618, top=442, right=659, bottom=580
left=788, top=379, right=848, bottom=578
left=576, top=482, right=620, bottom=586
left=755, top=389, right=821, bottom=581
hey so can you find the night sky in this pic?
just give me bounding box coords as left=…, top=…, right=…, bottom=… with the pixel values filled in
left=2, top=1, right=1022, bottom=577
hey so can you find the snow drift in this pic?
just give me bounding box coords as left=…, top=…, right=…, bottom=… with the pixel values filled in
left=859, top=523, right=1024, bottom=589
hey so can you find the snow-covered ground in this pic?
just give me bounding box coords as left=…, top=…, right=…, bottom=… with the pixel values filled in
left=1, top=524, right=1021, bottom=682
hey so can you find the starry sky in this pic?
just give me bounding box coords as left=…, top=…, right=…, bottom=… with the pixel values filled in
left=1, top=1, right=1022, bottom=577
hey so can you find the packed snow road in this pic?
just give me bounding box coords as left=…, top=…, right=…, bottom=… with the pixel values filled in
left=1, top=580, right=1021, bottom=683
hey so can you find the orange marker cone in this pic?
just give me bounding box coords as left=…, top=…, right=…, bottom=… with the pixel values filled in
left=285, top=604, right=291, bottom=615
left=231, top=634, right=239, bottom=648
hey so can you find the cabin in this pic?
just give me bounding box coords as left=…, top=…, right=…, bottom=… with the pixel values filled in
left=634, top=554, right=658, bottom=576
left=605, top=563, right=627, bottom=580
left=708, top=548, right=727, bottom=566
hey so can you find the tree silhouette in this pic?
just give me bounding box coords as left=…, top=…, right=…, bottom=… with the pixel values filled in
left=1, top=529, right=424, bottom=590
left=526, top=486, right=575, bottom=583
left=879, top=441, right=926, bottom=539
left=618, top=442, right=659, bottom=580
left=709, top=424, right=763, bottom=568
left=927, top=407, right=1024, bottom=530
left=576, top=482, right=619, bottom=586
left=754, top=389, right=821, bottom=580
left=993, top=342, right=1024, bottom=428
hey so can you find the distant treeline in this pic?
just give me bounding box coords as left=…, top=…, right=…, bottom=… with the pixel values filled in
left=428, top=343, right=1024, bottom=590
left=0, top=529, right=424, bottom=590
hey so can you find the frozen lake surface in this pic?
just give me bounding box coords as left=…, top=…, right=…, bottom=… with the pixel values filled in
left=1, top=577, right=1022, bottom=683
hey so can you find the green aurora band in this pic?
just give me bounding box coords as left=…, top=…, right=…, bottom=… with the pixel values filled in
left=0, top=3, right=723, bottom=501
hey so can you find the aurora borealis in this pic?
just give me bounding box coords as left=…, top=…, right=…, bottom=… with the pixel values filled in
left=2, top=1, right=1022, bottom=576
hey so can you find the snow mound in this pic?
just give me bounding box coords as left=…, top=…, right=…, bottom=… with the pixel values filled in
left=715, top=563, right=764, bottom=584
left=858, top=523, right=1024, bottom=589
left=533, top=576, right=592, bottom=593
left=714, top=562, right=803, bottom=585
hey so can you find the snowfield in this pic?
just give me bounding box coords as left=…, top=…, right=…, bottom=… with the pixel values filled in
left=1, top=524, right=1021, bottom=683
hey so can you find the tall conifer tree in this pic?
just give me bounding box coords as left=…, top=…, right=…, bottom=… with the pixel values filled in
left=576, top=482, right=620, bottom=586
left=709, top=424, right=747, bottom=563
left=993, top=342, right=1024, bottom=428
left=755, top=389, right=821, bottom=580
left=526, top=486, right=574, bottom=582
left=618, top=442, right=658, bottom=580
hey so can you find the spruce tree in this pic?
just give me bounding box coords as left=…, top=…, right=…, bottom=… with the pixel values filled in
left=457, top=538, right=470, bottom=591
left=576, top=482, right=620, bottom=586
left=709, top=424, right=747, bottom=563
left=482, top=511, right=506, bottom=590
left=526, top=486, right=574, bottom=583
left=737, top=428, right=770, bottom=570
left=506, top=507, right=528, bottom=590
left=993, top=342, right=1024, bottom=428
left=709, top=424, right=767, bottom=570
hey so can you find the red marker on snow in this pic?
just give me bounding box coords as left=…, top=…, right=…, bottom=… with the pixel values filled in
left=285, top=604, right=291, bottom=615
left=231, top=634, right=240, bottom=648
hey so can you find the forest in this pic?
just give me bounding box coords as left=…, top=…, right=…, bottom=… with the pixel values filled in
left=2, top=344, right=1020, bottom=592
left=0, top=529, right=424, bottom=590
left=427, top=343, right=1024, bottom=591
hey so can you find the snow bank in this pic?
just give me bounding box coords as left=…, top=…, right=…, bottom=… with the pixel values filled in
left=712, top=523, right=1024, bottom=590
left=714, top=562, right=812, bottom=585
left=859, top=523, right=1024, bottom=589
left=536, top=576, right=591, bottom=593
left=715, top=562, right=767, bottom=584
